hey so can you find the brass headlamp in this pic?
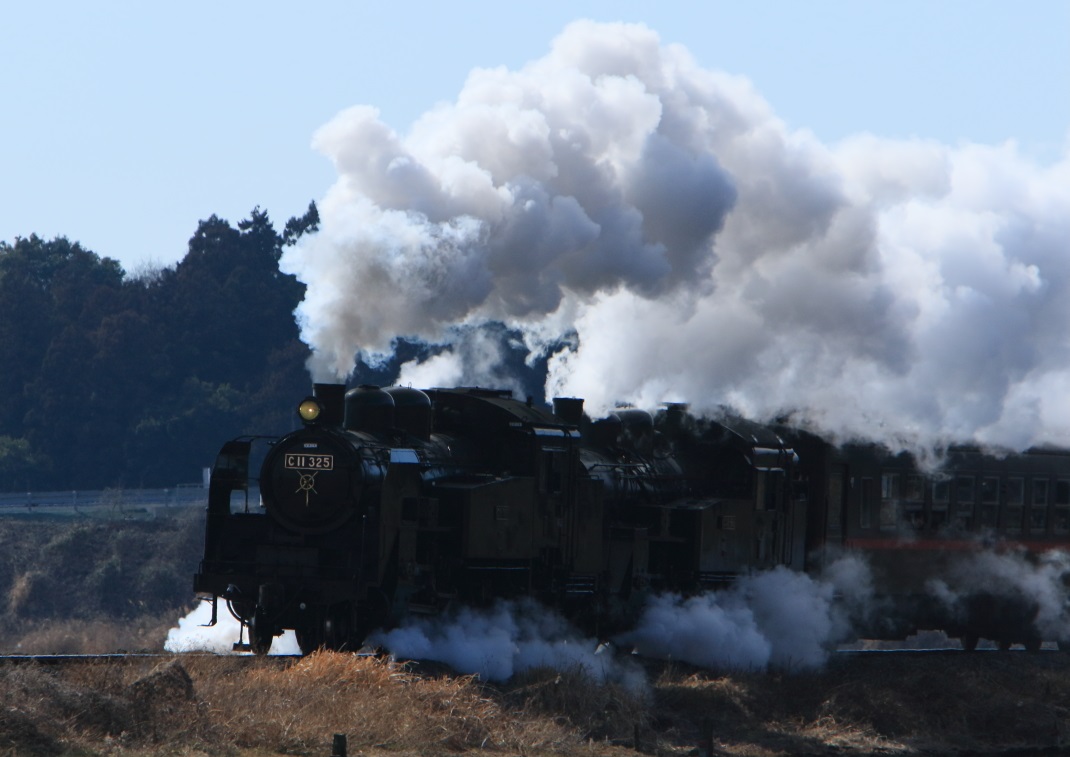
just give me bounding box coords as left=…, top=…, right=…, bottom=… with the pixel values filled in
left=297, top=397, right=323, bottom=424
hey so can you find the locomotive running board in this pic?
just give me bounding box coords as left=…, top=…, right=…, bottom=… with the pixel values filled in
left=698, top=571, right=739, bottom=589
left=564, top=574, right=598, bottom=595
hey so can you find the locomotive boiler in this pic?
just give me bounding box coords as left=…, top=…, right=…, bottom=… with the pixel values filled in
left=193, top=383, right=802, bottom=654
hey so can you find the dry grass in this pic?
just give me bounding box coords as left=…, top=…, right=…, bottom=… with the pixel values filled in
left=0, top=653, right=636, bottom=756
left=1, top=611, right=184, bottom=655
left=3, top=650, right=1070, bottom=756
left=197, top=653, right=575, bottom=754
left=628, top=652, right=1070, bottom=756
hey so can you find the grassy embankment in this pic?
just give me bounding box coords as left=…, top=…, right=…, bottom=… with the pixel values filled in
left=3, top=513, right=1070, bottom=755
left=0, top=507, right=204, bottom=654
left=3, top=651, right=1070, bottom=756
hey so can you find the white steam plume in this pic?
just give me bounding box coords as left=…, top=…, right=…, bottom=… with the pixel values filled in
left=395, top=326, right=530, bottom=398
left=368, top=558, right=870, bottom=680
left=926, top=548, right=1070, bottom=642
left=164, top=601, right=301, bottom=655
left=619, top=556, right=873, bottom=671
left=369, top=598, right=646, bottom=690
left=282, top=20, right=1070, bottom=452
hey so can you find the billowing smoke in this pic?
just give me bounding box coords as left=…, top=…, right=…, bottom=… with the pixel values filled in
left=371, top=557, right=871, bottom=678
left=394, top=324, right=537, bottom=400
left=926, top=548, right=1070, bottom=642
left=164, top=601, right=301, bottom=655
left=369, top=598, right=646, bottom=690
left=620, top=555, right=873, bottom=670
left=281, top=20, right=1070, bottom=453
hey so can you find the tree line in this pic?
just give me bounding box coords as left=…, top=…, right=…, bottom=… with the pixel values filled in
left=0, top=204, right=320, bottom=491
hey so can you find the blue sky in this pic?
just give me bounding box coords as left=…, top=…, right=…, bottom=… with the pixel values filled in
left=2, top=0, right=1067, bottom=273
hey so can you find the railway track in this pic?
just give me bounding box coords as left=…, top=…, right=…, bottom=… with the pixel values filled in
left=0, top=644, right=1059, bottom=668
left=834, top=645, right=1061, bottom=657
left=0, top=652, right=302, bottom=665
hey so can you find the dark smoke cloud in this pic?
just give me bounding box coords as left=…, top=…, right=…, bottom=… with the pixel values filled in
left=282, top=20, right=1070, bottom=452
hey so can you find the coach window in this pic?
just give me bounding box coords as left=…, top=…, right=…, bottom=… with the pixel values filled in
left=1054, top=480, right=1070, bottom=533
left=931, top=479, right=949, bottom=529
left=979, top=476, right=999, bottom=529
left=904, top=474, right=925, bottom=529
left=1003, top=477, right=1024, bottom=533
left=827, top=472, right=844, bottom=537
left=1030, top=478, right=1049, bottom=532
left=860, top=477, right=875, bottom=529
left=955, top=475, right=975, bottom=530
left=880, top=473, right=900, bottom=531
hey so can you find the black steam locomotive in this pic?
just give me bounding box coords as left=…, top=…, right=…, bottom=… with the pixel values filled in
left=194, top=383, right=1070, bottom=655
left=193, top=383, right=802, bottom=653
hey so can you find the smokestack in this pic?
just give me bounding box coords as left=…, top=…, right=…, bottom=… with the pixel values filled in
left=553, top=397, right=585, bottom=427
left=312, top=383, right=346, bottom=427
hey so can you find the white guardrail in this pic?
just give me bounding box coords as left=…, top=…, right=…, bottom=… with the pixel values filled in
left=0, top=486, right=207, bottom=511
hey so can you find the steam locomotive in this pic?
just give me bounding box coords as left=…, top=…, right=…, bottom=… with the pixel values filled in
left=193, top=383, right=802, bottom=653
left=193, top=384, right=1070, bottom=654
